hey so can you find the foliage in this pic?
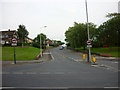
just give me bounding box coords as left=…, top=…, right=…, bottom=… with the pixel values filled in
left=65, top=13, right=120, bottom=48
left=97, top=13, right=120, bottom=46
left=17, top=42, right=32, bottom=46
left=49, top=40, right=64, bottom=47
left=33, top=33, right=47, bottom=49
left=17, top=25, right=29, bottom=43
left=65, top=22, right=97, bottom=48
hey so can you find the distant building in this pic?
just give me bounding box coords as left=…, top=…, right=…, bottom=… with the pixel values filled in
left=0, top=29, right=19, bottom=45
left=25, top=37, right=33, bottom=43
left=46, top=38, right=52, bottom=46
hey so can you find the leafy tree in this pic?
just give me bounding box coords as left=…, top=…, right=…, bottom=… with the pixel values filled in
left=33, top=33, right=47, bottom=48
left=97, top=13, right=120, bottom=46
left=65, top=22, right=97, bottom=49
left=17, top=25, right=29, bottom=43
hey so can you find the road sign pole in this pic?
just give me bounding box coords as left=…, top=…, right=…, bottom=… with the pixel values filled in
left=13, top=47, right=16, bottom=64
left=12, top=38, right=17, bottom=64
left=85, top=0, right=91, bottom=62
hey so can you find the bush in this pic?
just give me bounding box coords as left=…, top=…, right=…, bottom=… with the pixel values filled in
left=32, top=42, right=40, bottom=48
left=17, top=42, right=32, bottom=46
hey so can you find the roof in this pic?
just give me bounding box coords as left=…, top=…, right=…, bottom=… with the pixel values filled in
left=0, top=30, right=17, bottom=35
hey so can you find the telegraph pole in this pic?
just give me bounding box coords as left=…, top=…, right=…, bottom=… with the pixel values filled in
left=40, top=26, right=47, bottom=57
left=85, top=0, right=92, bottom=62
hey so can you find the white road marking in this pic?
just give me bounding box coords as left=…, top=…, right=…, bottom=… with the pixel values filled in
left=112, top=62, right=118, bottom=64
left=104, top=87, right=119, bottom=88
left=43, top=53, right=51, bottom=54
left=12, top=72, right=23, bottom=74
left=54, top=72, right=65, bottom=74
left=25, top=72, right=37, bottom=74
left=40, top=72, right=51, bottom=74
left=91, top=63, right=118, bottom=72
left=2, top=72, right=10, bottom=74
left=2, top=87, right=69, bottom=89
left=91, top=65, right=99, bottom=67
left=50, top=52, right=55, bottom=60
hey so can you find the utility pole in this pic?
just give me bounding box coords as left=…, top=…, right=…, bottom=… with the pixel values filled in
left=40, top=26, right=47, bottom=57
left=85, top=0, right=92, bottom=62
left=40, top=33, right=42, bottom=57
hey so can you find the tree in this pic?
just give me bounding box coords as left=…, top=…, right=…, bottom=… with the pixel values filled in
left=33, top=33, right=47, bottom=48
left=65, top=22, right=97, bottom=49
left=97, top=13, right=120, bottom=46
left=17, top=25, right=29, bottom=45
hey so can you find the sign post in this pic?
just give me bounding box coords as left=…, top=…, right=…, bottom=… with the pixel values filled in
left=85, top=0, right=92, bottom=62
left=11, top=38, right=17, bottom=64
left=86, top=40, right=92, bottom=62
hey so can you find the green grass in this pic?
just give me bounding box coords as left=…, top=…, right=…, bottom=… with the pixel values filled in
left=75, top=47, right=120, bottom=57
left=91, top=47, right=120, bottom=57
left=2, top=47, right=41, bottom=61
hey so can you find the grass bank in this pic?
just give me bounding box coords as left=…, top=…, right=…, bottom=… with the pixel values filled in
left=75, top=47, right=120, bottom=57
left=2, top=47, right=41, bottom=61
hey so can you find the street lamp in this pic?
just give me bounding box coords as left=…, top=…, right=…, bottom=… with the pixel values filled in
left=40, top=26, right=47, bottom=57
left=85, top=0, right=91, bottom=62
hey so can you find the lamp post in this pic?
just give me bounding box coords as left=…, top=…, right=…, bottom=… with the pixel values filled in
left=85, top=0, right=91, bottom=62
left=40, top=26, right=47, bottom=57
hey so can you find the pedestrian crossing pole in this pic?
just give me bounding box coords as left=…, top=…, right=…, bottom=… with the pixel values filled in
left=85, top=0, right=92, bottom=62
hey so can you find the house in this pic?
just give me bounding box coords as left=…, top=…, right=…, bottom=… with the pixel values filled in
left=25, top=37, right=33, bottom=43
left=46, top=38, right=52, bottom=46
left=0, top=29, right=19, bottom=45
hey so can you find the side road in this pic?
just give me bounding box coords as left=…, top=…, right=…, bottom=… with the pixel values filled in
left=2, top=48, right=52, bottom=67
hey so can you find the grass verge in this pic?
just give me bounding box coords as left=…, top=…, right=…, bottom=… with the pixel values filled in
left=91, top=47, right=120, bottom=57
left=2, top=47, right=41, bottom=61
left=75, top=47, right=120, bottom=57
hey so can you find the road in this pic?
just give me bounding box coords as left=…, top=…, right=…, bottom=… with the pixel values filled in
left=2, top=47, right=119, bottom=89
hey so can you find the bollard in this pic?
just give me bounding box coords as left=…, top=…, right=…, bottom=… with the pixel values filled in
left=82, top=54, right=86, bottom=60
left=92, top=55, right=96, bottom=63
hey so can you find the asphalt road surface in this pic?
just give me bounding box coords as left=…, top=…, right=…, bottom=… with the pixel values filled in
left=2, top=47, right=119, bottom=89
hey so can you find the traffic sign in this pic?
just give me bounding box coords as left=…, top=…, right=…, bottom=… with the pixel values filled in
left=86, top=40, right=92, bottom=45
left=12, top=38, right=17, bottom=43
left=11, top=38, right=17, bottom=46
left=12, top=43, right=17, bottom=46
left=87, top=45, right=92, bottom=48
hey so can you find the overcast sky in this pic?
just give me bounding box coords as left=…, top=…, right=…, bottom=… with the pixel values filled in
left=0, top=0, right=119, bottom=42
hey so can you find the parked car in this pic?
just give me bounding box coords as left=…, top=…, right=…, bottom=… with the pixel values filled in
left=59, top=46, right=64, bottom=50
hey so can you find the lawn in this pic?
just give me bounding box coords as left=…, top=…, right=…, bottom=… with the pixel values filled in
left=75, top=47, right=120, bottom=57
left=2, top=47, right=41, bottom=61
left=91, top=47, right=120, bottom=57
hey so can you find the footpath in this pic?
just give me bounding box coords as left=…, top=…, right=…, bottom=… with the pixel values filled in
left=2, top=49, right=52, bottom=67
